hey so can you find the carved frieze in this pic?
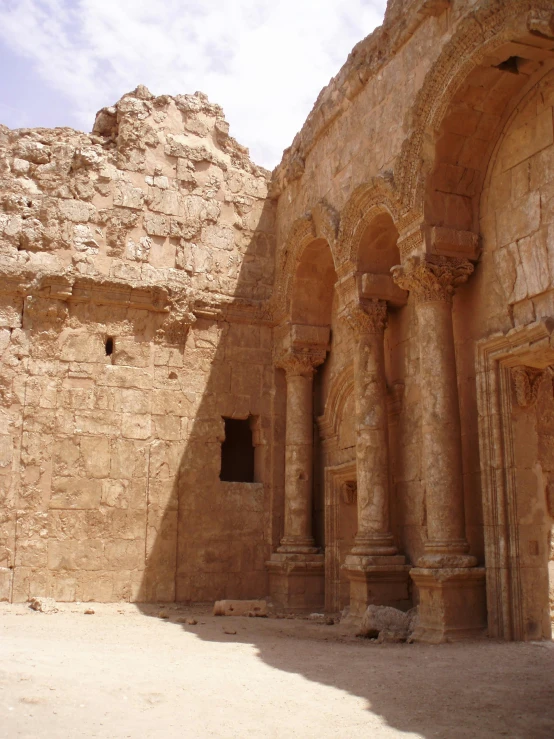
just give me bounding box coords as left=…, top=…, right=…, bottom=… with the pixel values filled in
left=391, top=255, right=473, bottom=303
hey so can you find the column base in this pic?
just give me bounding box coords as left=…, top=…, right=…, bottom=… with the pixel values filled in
left=410, top=567, right=487, bottom=643
left=266, top=552, right=325, bottom=612
left=343, top=554, right=412, bottom=617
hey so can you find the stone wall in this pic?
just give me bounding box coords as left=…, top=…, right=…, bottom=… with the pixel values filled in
left=0, top=86, right=276, bottom=602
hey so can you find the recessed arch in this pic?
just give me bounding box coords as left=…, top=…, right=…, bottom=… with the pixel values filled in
left=396, top=0, right=554, bottom=236
left=290, top=237, right=336, bottom=326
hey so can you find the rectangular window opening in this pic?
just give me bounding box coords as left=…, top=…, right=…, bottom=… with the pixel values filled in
left=220, top=417, right=255, bottom=483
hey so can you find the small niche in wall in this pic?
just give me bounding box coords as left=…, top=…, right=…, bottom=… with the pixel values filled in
left=220, top=417, right=255, bottom=483
left=105, top=336, right=114, bottom=357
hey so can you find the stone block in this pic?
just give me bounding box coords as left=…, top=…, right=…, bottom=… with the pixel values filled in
left=50, top=477, right=101, bottom=510
left=409, top=567, right=486, bottom=643
left=0, top=567, right=12, bottom=601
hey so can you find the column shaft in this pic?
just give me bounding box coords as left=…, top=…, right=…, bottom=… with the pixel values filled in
left=350, top=302, right=396, bottom=555
left=281, top=371, right=315, bottom=549
left=392, top=255, right=476, bottom=568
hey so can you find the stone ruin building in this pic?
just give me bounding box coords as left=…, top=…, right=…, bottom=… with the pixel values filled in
left=1, top=0, right=554, bottom=643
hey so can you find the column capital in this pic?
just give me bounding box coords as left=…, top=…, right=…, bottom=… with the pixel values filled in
left=391, top=255, right=473, bottom=304
left=346, top=298, right=388, bottom=338
left=276, top=348, right=327, bottom=377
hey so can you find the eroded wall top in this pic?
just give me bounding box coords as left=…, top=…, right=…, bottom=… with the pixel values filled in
left=0, top=85, right=275, bottom=308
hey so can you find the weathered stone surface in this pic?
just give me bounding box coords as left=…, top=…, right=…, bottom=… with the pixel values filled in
left=213, top=599, right=268, bottom=617
left=357, top=604, right=418, bottom=642
left=29, top=596, right=58, bottom=613
left=1, top=1, right=554, bottom=648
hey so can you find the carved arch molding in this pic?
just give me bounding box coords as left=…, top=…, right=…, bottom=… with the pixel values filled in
left=396, top=0, right=554, bottom=216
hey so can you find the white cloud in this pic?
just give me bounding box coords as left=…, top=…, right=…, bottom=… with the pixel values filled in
left=0, top=0, right=386, bottom=168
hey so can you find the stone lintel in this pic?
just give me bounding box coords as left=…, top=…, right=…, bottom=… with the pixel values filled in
left=429, top=226, right=480, bottom=261
left=360, top=273, right=407, bottom=307
left=410, top=567, right=487, bottom=643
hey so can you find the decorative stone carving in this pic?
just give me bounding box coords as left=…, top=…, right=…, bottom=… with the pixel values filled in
left=341, top=481, right=357, bottom=505
left=155, top=295, right=196, bottom=345
left=276, top=350, right=326, bottom=377
left=511, top=365, right=554, bottom=408
left=391, top=255, right=473, bottom=303
left=346, top=299, right=387, bottom=337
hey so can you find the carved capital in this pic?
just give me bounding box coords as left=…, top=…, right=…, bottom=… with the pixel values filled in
left=346, top=299, right=388, bottom=337
left=276, top=349, right=327, bottom=377
left=511, top=365, right=553, bottom=408
left=391, top=255, right=473, bottom=303
left=155, top=295, right=196, bottom=345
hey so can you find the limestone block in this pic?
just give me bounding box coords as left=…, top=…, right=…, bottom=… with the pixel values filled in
left=97, top=366, right=152, bottom=390
left=77, top=571, right=114, bottom=602
left=148, top=187, right=180, bottom=215
left=110, top=439, right=149, bottom=479
left=29, top=596, right=58, bottom=613
left=0, top=435, right=13, bottom=468
left=0, top=567, right=12, bottom=601
left=49, top=574, right=77, bottom=602
left=104, top=539, right=145, bottom=569
left=48, top=539, right=104, bottom=571
left=114, top=181, right=145, bottom=209
left=74, top=410, right=119, bottom=436
left=114, top=388, right=151, bottom=415
left=357, top=605, right=417, bottom=642
left=15, top=538, right=48, bottom=567
left=143, top=212, right=169, bottom=237
left=58, top=199, right=94, bottom=223
left=499, top=107, right=554, bottom=173
left=121, top=413, right=151, bottom=440
left=496, top=191, right=540, bottom=247
left=60, top=333, right=105, bottom=363
left=517, top=228, right=551, bottom=297
left=80, top=436, right=110, bottom=479
left=213, top=599, right=268, bottom=617
left=50, top=477, right=101, bottom=510
left=110, top=509, right=146, bottom=538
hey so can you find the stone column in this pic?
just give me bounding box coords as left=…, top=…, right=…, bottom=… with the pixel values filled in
left=392, top=255, right=486, bottom=642
left=342, top=298, right=409, bottom=615
left=267, top=327, right=329, bottom=612
left=348, top=299, right=397, bottom=556
left=278, top=354, right=320, bottom=553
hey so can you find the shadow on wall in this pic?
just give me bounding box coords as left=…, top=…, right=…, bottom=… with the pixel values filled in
left=138, top=610, right=554, bottom=738
left=137, top=197, right=280, bottom=604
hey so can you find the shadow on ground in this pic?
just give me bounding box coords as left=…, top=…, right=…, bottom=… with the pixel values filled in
left=137, top=604, right=554, bottom=739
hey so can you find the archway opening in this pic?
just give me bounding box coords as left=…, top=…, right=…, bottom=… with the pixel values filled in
left=357, top=211, right=400, bottom=275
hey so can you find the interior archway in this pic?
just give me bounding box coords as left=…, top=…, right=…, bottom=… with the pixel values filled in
left=290, top=237, right=336, bottom=326
left=357, top=210, right=400, bottom=275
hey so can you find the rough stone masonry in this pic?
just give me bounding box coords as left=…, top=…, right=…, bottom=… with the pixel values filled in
left=2, top=0, right=554, bottom=643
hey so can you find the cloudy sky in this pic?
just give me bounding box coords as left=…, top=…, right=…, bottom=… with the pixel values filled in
left=0, top=0, right=386, bottom=169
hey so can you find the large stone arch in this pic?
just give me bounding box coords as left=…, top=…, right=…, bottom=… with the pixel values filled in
left=396, top=0, right=554, bottom=246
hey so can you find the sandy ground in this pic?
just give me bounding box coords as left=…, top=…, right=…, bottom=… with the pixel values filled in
left=1, top=602, right=553, bottom=739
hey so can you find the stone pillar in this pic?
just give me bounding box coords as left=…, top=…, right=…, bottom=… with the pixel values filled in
left=343, top=299, right=410, bottom=616
left=392, top=255, right=486, bottom=641
left=267, top=326, right=329, bottom=612
left=278, top=355, right=320, bottom=553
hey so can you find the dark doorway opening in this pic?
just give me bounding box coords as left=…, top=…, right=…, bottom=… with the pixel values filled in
left=220, top=417, right=255, bottom=482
